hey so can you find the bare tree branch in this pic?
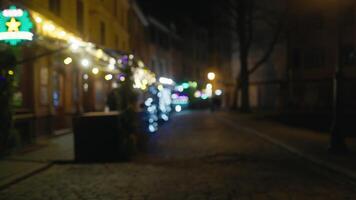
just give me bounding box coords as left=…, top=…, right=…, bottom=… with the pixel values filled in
left=248, top=7, right=287, bottom=75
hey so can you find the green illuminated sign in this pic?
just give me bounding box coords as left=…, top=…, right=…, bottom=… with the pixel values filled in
left=0, top=5, right=34, bottom=46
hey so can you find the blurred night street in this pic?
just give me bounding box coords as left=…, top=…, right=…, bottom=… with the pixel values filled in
left=2, top=0, right=356, bottom=199
left=1, top=111, right=356, bottom=199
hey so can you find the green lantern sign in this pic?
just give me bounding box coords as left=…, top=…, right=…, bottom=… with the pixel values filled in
left=0, top=5, right=34, bottom=46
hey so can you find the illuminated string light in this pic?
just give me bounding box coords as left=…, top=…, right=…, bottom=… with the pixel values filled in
left=138, top=60, right=144, bottom=68
left=59, top=31, right=66, bottom=37
left=105, top=74, right=113, bottom=81
left=215, top=89, right=223, bottom=96
left=83, top=83, right=89, bottom=92
left=182, top=82, right=189, bottom=89
left=109, top=58, right=116, bottom=65
left=35, top=16, right=42, bottom=23
left=159, top=77, right=174, bottom=85
left=63, top=57, right=72, bottom=65
left=92, top=67, right=99, bottom=75
left=207, top=72, right=216, bottom=81
left=194, top=91, right=202, bottom=98
left=201, top=94, right=208, bottom=100
left=81, top=59, right=89, bottom=68
left=108, top=64, right=115, bottom=70
left=175, top=105, right=182, bottom=112
left=112, top=82, right=118, bottom=88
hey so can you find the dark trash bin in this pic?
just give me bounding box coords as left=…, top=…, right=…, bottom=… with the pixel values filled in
left=73, top=112, right=122, bottom=162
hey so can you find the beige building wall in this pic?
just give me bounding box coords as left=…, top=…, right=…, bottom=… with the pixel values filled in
left=23, top=0, right=130, bottom=51
left=1, top=0, right=132, bottom=135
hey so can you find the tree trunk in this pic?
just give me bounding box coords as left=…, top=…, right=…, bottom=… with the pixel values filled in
left=239, top=50, right=250, bottom=112
left=231, top=76, right=239, bottom=110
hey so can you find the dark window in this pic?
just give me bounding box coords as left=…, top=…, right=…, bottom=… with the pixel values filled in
left=304, top=48, right=325, bottom=68
left=341, top=45, right=356, bottom=66
left=292, top=49, right=301, bottom=68
left=342, top=7, right=355, bottom=27
left=305, top=13, right=324, bottom=30
left=77, top=0, right=84, bottom=33
left=100, top=21, right=106, bottom=45
left=49, top=0, right=60, bottom=16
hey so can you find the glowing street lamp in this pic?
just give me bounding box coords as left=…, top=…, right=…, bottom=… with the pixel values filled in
left=207, top=72, right=216, bottom=81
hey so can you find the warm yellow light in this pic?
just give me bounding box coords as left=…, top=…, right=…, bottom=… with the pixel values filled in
left=6, top=18, right=21, bottom=32
left=95, top=49, right=104, bottom=59
left=158, top=85, right=164, bottom=91
left=8, top=70, right=14, bottom=76
left=138, top=60, right=144, bottom=68
left=81, top=59, right=90, bottom=68
left=215, top=89, right=223, bottom=96
left=83, top=83, right=89, bottom=92
left=64, top=57, right=72, bottom=65
left=207, top=72, right=216, bottom=81
left=109, top=58, right=116, bottom=65
left=43, top=23, right=55, bottom=31
left=35, top=16, right=42, bottom=23
left=92, top=67, right=99, bottom=75
left=105, top=74, right=113, bottom=81
left=59, top=31, right=66, bottom=37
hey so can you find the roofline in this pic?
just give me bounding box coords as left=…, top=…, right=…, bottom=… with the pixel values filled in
left=132, top=1, right=149, bottom=26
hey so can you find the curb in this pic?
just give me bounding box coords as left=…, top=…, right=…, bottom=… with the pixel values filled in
left=219, top=116, right=356, bottom=182
left=0, top=162, right=53, bottom=191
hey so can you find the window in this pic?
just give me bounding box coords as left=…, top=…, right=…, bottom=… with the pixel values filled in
left=341, top=45, right=356, bottom=66
left=49, top=0, right=60, bottom=16
left=100, top=21, right=106, bottom=45
left=342, top=7, right=355, bottom=27
left=292, top=49, right=301, bottom=69
left=304, top=48, right=325, bottom=68
left=305, top=13, right=324, bottom=30
left=77, top=0, right=84, bottom=33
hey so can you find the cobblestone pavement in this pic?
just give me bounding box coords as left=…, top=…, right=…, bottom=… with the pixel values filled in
left=1, top=111, right=356, bottom=199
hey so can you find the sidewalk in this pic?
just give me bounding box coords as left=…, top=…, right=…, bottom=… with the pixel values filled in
left=0, top=134, right=74, bottom=189
left=220, top=111, right=356, bottom=180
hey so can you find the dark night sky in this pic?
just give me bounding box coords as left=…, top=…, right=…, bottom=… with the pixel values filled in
left=137, top=0, right=215, bottom=29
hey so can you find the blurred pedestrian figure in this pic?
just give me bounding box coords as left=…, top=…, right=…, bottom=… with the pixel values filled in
left=210, top=96, right=221, bottom=112
left=106, top=88, right=119, bottom=111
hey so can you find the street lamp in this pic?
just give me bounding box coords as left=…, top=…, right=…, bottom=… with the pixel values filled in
left=207, top=72, right=216, bottom=81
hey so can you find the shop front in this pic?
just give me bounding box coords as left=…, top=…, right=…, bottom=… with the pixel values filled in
left=0, top=4, right=121, bottom=148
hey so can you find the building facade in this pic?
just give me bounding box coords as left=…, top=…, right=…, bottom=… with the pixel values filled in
left=129, top=1, right=183, bottom=81
left=231, top=0, right=356, bottom=114
left=0, top=0, right=130, bottom=148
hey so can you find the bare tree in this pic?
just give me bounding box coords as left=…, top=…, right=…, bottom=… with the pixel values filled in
left=219, top=0, right=287, bottom=111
